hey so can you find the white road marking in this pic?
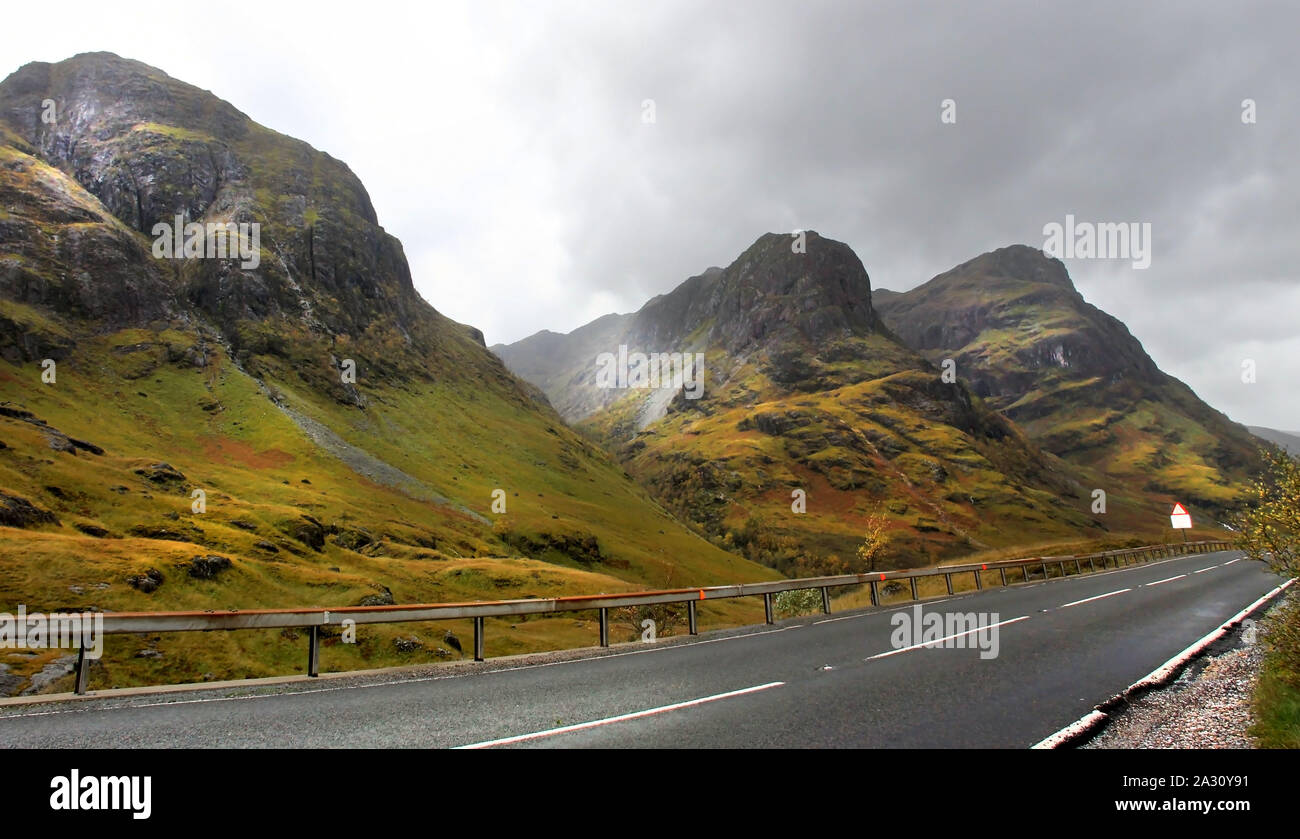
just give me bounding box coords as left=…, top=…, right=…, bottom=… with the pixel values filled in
left=1033, top=578, right=1296, bottom=749
left=453, top=682, right=786, bottom=749
left=867, top=615, right=1030, bottom=660
left=0, top=625, right=798, bottom=720
left=1193, top=566, right=1215, bottom=574
left=1144, top=574, right=1186, bottom=587
left=1059, top=588, right=1131, bottom=609
left=814, top=614, right=870, bottom=625
left=1, top=550, right=1244, bottom=722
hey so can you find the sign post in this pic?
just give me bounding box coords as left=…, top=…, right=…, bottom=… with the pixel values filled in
left=1170, top=502, right=1192, bottom=542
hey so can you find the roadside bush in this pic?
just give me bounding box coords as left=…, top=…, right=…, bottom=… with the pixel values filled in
left=774, top=588, right=822, bottom=618
left=1251, top=594, right=1300, bottom=748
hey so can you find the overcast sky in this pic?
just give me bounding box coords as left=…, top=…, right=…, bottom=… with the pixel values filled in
left=3, top=0, right=1296, bottom=428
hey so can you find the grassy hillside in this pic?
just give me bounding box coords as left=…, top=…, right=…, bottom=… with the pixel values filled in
left=0, top=52, right=776, bottom=694
left=873, top=245, right=1264, bottom=524
left=499, top=232, right=1114, bottom=574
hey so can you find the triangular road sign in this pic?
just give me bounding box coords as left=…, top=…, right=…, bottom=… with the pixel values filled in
left=1170, top=502, right=1192, bottom=529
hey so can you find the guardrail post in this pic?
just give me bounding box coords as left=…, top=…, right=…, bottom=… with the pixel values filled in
left=910, top=578, right=919, bottom=600
left=1074, top=559, right=1081, bottom=574
left=74, top=642, right=89, bottom=695
left=944, top=573, right=953, bottom=595
left=821, top=587, right=831, bottom=614
left=1088, top=557, right=1096, bottom=572
left=870, top=581, right=879, bottom=606
left=307, top=625, right=320, bottom=678
left=473, top=616, right=485, bottom=661
left=1022, top=565, right=1030, bottom=583
left=1040, top=561, right=1048, bottom=580
left=999, top=567, right=1007, bottom=586
left=688, top=600, right=698, bottom=635
left=599, top=608, right=609, bottom=647
left=763, top=593, right=774, bottom=625
left=974, top=570, right=983, bottom=590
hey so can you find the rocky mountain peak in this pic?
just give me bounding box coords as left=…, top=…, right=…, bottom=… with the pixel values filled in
left=946, top=243, right=1075, bottom=291
left=647, top=230, right=878, bottom=355
left=0, top=51, right=449, bottom=367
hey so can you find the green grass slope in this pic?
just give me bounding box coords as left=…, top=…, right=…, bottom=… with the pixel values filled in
left=873, top=245, right=1264, bottom=524
left=0, top=53, right=775, bottom=694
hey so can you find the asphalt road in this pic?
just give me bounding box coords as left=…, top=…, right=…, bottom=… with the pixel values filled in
left=0, top=550, right=1284, bottom=748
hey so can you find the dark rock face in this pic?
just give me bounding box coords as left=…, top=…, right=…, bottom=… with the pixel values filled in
left=126, top=568, right=164, bottom=593
left=183, top=555, right=232, bottom=580
left=357, top=586, right=395, bottom=607
left=134, top=462, right=186, bottom=484
left=285, top=516, right=326, bottom=552
left=0, top=51, right=494, bottom=387
left=698, top=231, right=877, bottom=355
left=873, top=245, right=1164, bottom=407
left=0, top=491, right=58, bottom=527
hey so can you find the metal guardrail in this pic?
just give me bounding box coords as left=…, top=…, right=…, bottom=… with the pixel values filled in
left=66, top=539, right=1232, bottom=694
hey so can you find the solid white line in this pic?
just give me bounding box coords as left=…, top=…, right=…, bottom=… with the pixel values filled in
left=1032, top=577, right=1295, bottom=749
left=867, top=615, right=1030, bottom=659
left=1144, top=574, right=1186, bottom=587
left=1059, top=589, right=1131, bottom=609
left=453, top=682, right=786, bottom=749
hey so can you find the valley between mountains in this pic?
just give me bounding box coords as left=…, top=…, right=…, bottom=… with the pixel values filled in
left=0, top=52, right=1272, bottom=693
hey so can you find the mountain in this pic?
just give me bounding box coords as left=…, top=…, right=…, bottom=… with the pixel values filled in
left=0, top=53, right=773, bottom=693
left=872, top=245, right=1265, bottom=516
left=496, top=232, right=1103, bottom=575
left=1249, top=426, right=1300, bottom=455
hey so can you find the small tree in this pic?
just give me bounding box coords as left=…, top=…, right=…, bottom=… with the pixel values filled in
left=1235, top=447, right=1300, bottom=576
left=854, top=510, right=890, bottom=573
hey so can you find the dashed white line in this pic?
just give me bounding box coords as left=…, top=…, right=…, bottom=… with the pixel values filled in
left=1223, top=558, right=1242, bottom=566
left=1144, top=574, right=1186, bottom=587
left=867, top=615, right=1030, bottom=659
left=814, top=614, right=870, bottom=625
left=1193, top=566, right=1215, bottom=574
left=453, top=681, right=786, bottom=748
left=1059, top=589, right=1131, bottom=609
left=0, top=624, right=802, bottom=720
